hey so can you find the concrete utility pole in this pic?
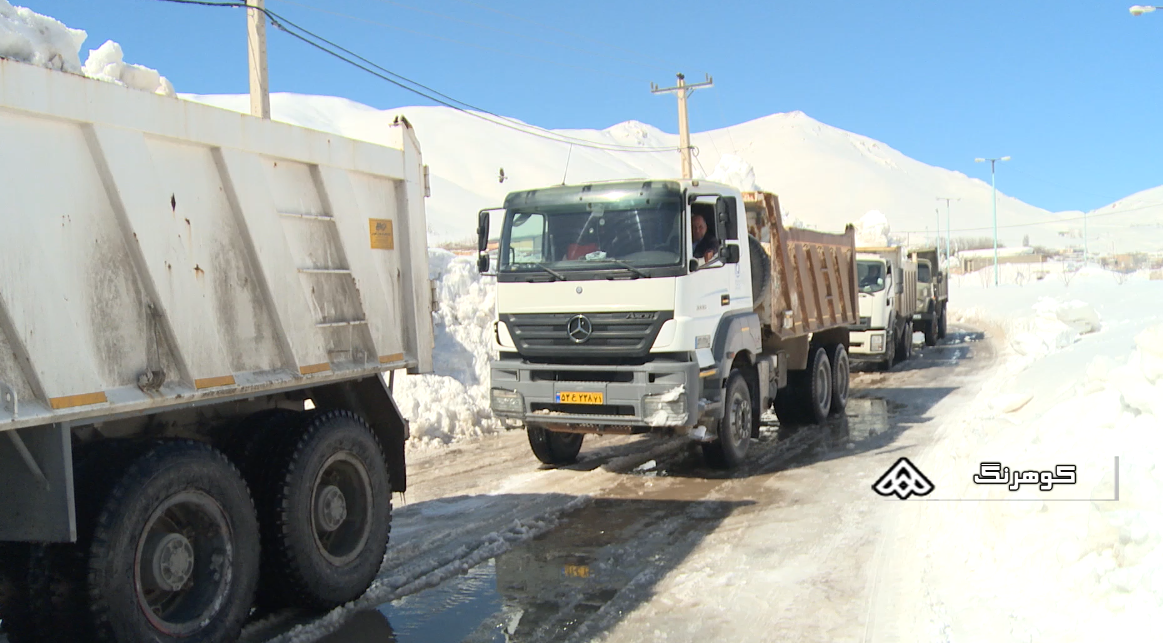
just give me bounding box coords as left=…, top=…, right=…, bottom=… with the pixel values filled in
left=651, top=73, right=712, bottom=179
left=247, top=0, right=271, bottom=119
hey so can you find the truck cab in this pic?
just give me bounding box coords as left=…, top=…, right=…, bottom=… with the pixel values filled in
left=908, top=248, right=949, bottom=345
left=848, top=248, right=917, bottom=370
left=478, top=179, right=856, bottom=470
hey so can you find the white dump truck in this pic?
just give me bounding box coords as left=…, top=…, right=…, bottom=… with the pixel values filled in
left=848, top=246, right=918, bottom=370
left=908, top=247, right=949, bottom=346
left=0, top=59, right=433, bottom=642
left=477, top=182, right=858, bottom=469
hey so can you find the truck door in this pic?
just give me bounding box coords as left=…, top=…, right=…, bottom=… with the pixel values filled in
left=683, top=198, right=732, bottom=367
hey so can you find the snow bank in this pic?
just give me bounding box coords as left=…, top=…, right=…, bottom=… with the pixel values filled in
left=0, top=2, right=173, bottom=95
left=0, top=0, right=85, bottom=73
left=855, top=210, right=890, bottom=247
left=394, top=250, right=502, bottom=448
left=82, top=40, right=174, bottom=97
left=1008, top=297, right=1101, bottom=359
left=706, top=154, right=760, bottom=192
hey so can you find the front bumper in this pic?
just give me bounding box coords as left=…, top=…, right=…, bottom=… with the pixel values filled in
left=489, top=356, right=701, bottom=430
left=848, top=329, right=887, bottom=357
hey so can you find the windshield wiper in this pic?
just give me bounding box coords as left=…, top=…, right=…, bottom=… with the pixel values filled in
left=601, top=259, right=649, bottom=279
left=525, top=263, right=567, bottom=281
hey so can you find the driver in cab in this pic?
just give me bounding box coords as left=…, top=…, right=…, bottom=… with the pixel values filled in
left=691, top=211, right=720, bottom=265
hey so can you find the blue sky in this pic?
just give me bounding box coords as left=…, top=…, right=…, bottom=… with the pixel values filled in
left=37, top=0, right=1163, bottom=213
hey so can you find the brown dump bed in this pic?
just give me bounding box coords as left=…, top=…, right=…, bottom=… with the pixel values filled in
left=742, top=192, right=858, bottom=340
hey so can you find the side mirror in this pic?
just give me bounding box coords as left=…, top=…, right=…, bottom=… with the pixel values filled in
left=689, top=258, right=699, bottom=272
left=478, top=253, right=490, bottom=274
left=715, top=196, right=739, bottom=241
left=721, top=244, right=741, bottom=264
left=476, top=210, right=490, bottom=253
left=895, top=281, right=904, bottom=295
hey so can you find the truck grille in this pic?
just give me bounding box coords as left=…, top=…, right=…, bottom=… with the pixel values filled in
left=502, top=311, right=673, bottom=359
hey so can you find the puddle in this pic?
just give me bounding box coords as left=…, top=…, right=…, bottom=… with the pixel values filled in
left=329, top=497, right=735, bottom=643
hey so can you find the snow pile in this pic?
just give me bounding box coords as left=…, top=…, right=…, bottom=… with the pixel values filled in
left=82, top=40, right=174, bottom=97
left=854, top=210, right=890, bottom=247
left=706, top=154, right=760, bottom=192
left=0, top=0, right=85, bottom=73
left=394, top=250, right=502, bottom=448
left=1007, top=297, right=1101, bottom=359
left=0, top=2, right=173, bottom=95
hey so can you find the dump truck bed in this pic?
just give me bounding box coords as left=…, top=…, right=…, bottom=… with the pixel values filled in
left=742, top=192, right=858, bottom=340
left=0, top=59, right=434, bottom=434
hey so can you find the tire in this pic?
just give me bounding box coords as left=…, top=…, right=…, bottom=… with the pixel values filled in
left=87, top=440, right=260, bottom=643
left=938, top=305, right=948, bottom=339
left=879, top=331, right=896, bottom=372
left=748, top=235, right=771, bottom=303
left=702, top=370, right=753, bottom=469
left=527, top=425, right=584, bottom=465
left=772, top=380, right=802, bottom=429
left=0, top=543, right=35, bottom=643
left=830, top=344, right=850, bottom=416
left=798, top=346, right=833, bottom=424
left=252, top=410, right=393, bottom=611
left=897, top=322, right=913, bottom=364
left=923, top=317, right=937, bottom=346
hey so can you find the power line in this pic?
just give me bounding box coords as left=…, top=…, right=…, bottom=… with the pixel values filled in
left=269, top=0, right=645, bottom=83
left=151, top=0, right=681, bottom=154
left=362, top=0, right=671, bottom=75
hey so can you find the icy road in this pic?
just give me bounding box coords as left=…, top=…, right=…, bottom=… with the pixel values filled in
left=230, top=325, right=997, bottom=643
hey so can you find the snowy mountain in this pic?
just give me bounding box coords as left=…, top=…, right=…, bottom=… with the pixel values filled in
left=184, top=93, right=1091, bottom=251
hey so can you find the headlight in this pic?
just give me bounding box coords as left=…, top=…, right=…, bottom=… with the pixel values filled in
left=491, top=389, right=524, bottom=414
left=870, top=333, right=885, bottom=353
left=644, top=392, right=687, bottom=419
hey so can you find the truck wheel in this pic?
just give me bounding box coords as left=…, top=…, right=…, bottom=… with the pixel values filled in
left=253, top=410, right=392, bottom=610
left=799, top=346, right=833, bottom=424
left=0, top=544, right=35, bottom=643
left=879, top=329, right=896, bottom=372
left=830, top=344, right=850, bottom=415
left=702, top=370, right=752, bottom=469
left=87, top=440, right=260, bottom=643
left=923, top=318, right=937, bottom=346
left=772, top=381, right=803, bottom=429
left=527, top=425, right=584, bottom=465
left=938, top=306, right=948, bottom=339
left=900, top=322, right=914, bottom=362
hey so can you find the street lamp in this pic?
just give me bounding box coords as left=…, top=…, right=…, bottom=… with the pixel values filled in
left=975, top=156, right=1010, bottom=287
left=1131, top=5, right=1160, bottom=15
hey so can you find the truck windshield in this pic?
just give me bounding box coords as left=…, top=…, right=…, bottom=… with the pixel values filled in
left=497, top=184, right=684, bottom=280
left=857, top=260, right=887, bottom=293
left=917, top=261, right=931, bottom=283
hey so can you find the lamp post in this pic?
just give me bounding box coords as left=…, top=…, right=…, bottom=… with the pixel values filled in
left=974, top=156, right=1010, bottom=287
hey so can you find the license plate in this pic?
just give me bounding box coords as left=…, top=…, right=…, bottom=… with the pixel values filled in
left=556, top=391, right=603, bottom=404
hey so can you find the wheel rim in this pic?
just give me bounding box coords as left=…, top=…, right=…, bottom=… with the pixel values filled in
left=311, top=452, right=374, bottom=567
left=815, top=355, right=831, bottom=415
left=835, top=349, right=849, bottom=406
left=730, top=387, right=751, bottom=446
left=133, top=491, right=233, bottom=637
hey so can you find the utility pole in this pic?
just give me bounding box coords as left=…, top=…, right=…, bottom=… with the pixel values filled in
left=936, top=197, right=959, bottom=263
left=651, top=73, right=712, bottom=179
left=247, top=0, right=270, bottom=119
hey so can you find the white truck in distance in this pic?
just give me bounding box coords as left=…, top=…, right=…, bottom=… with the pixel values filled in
left=848, top=247, right=918, bottom=370
left=909, top=247, right=950, bottom=345
left=477, top=180, right=859, bottom=470
left=0, top=59, right=433, bottom=642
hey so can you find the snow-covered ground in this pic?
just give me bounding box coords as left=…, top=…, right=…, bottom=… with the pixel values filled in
left=898, top=266, right=1163, bottom=640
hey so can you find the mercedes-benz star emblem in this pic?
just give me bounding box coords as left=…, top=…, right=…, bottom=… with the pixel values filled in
left=566, top=315, right=592, bottom=343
